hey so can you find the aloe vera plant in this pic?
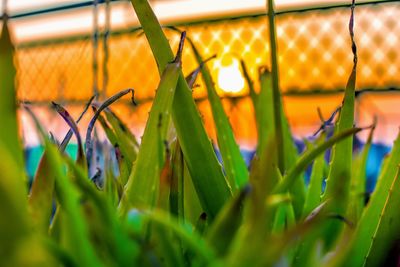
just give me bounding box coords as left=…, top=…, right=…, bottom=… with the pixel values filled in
left=320, top=0, right=357, bottom=249
left=129, top=0, right=234, bottom=221
left=0, top=16, right=24, bottom=170
left=121, top=32, right=185, bottom=214
left=1, top=0, right=399, bottom=266
left=175, top=29, right=249, bottom=192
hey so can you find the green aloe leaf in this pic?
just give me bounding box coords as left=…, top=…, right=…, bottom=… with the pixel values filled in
left=0, top=133, right=55, bottom=266
left=169, top=140, right=185, bottom=222
left=240, top=60, right=258, bottom=122
left=183, top=160, right=204, bottom=226
left=282, top=114, right=306, bottom=219
left=103, top=108, right=138, bottom=166
left=362, top=166, right=400, bottom=267
left=267, top=0, right=285, bottom=173
left=115, top=146, right=131, bottom=186
left=320, top=0, right=357, bottom=248
left=43, top=238, right=79, bottom=267
left=0, top=19, right=51, bottom=265
left=206, top=185, right=251, bottom=256
left=121, top=33, right=183, bottom=214
left=130, top=0, right=231, bottom=219
left=158, top=143, right=172, bottom=211
left=65, top=156, right=139, bottom=267
left=0, top=17, right=24, bottom=171
left=24, top=107, right=103, bottom=267
left=104, top=152, right=121, bottom=207
left=226, top=139, right=278, bottom=266
left=150, top=209, right=186, bottom=267
left=268, top=0, right=306, bottom=218
left=28, top=149, right=56, bottom=233
left=0, top=139, right=32, bottom=265
left=36, top=106, right=133, bottom=265
left=93, top=107, right=131, bottom=186
left=29, top=98, right=94, bottom=233
left=257, top=68, right=305, bottom=219
left=181, top=30, right=248, bottom=191
left=127, top=209, right=216, bottom=265
left=343, top=132, right=400, bottom=266
left=261, top=202, right=330, bottom=267
left=194, top=212, right=208, bottom=236
left=92, top=104, right=137, bottom=177
left=349, top=123, right=375, bottom=223
left=266, top=0, right=307, bottom=219
left=293, top=134, right=328, bottom=267
left=256, top=68, right=274, bottom=155
left=302, top=133, right=327, bottom=218
left=105, top=108, right=139, bottom=147
left=271, top=165, right=295, bottom=234
left=95, top=109, right=118, bottom=146
left=59, top=110, right=139, bottom=264
left=85, top=88, right=136, bottom=173
left=274, top=127, right=363, bottom=195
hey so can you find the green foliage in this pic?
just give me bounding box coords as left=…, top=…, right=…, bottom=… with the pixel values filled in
left=130, top=0, right=231, bottom=220
left=0, top=0, right=399, bottom=266
left=121, top=34, right=183, bottom=214
left=0, top=17, right=24, bottom=170
left=302, top=133, right=327, bottom=218
left=343, top=132, right=400, bottom=267
left=173, top=28, right=249, bottom=191
left=320, top=1, right=357, bottom=249
left=349, top=124, right=375, bottom=223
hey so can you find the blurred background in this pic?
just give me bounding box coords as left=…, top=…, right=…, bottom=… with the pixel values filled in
left=0, top=0, right=399, bottom=187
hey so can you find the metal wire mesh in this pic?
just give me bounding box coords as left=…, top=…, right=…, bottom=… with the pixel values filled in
left=14, top=2, right=400, bottom=103
left=12, top=1, right=400, bottom=146
left=16, top=38, right=93, bottom=102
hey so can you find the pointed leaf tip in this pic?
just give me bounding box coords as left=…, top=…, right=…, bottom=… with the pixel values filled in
left=174, top=31, right=186, bottom=64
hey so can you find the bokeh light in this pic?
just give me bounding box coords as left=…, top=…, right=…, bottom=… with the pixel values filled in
left=216, top=55, right=245, bottom=94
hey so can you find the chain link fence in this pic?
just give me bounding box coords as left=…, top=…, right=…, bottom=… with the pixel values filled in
left=13, top=1, right=400, bottom=146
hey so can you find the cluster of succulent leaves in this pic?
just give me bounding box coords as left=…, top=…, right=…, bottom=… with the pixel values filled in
left=1, top=0, right=399, bottom=266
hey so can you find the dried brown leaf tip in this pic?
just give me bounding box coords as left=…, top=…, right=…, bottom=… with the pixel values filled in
left=174, top=31, right=186, bottom=64
left=349, top=0, right=358, bottom=69
left=86, top=88, right=136, bottom=170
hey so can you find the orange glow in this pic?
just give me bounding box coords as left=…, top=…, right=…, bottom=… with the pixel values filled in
left=11, top=2, right=400, bottom=145
left=16, top=4, right=400, bottom=100
left=216, top=56, right=245, bottom=94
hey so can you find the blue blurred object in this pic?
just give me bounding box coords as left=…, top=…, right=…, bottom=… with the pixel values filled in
left=365, top=143, right=391, bottom=192
left=25, top=144, right=78, bottom=181
left=236, top=138, right=390, bottom=194
left=25, top=139, right=390, bottom=193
